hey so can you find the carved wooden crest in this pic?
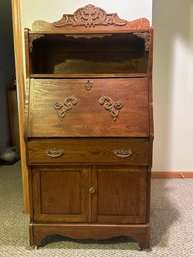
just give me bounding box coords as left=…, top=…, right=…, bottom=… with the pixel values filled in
left=32, top=5, right=150, bottom=32
left=54, top=4, right=127, bottom=28
left=30, top=5, right=152, bottom=52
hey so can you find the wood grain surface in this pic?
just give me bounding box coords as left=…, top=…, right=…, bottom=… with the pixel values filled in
left=28, top=138, right=150, bottom=165
left=27, top=78, right=149, bottom=137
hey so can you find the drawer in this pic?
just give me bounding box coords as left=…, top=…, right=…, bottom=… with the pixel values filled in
left=28, top=78, right=149, bottom=137
left=28, top=138, right=150, bottom=165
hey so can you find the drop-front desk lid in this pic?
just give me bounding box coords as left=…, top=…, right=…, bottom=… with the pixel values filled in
left=27, top=78, right=150, bottom=137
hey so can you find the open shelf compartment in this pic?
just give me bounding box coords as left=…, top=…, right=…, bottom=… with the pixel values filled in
left=29, top=33, right=149, bottom=75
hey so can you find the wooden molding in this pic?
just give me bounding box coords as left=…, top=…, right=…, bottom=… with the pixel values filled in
left=12, top=0, right=30, bottom=213
left=151, top=172, right=193, bottom=179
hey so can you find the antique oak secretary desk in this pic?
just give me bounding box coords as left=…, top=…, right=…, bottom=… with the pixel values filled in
left=24, top=5, right=153, bottom=249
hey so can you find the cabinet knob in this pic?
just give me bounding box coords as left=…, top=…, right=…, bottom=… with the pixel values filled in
left=89, top=187, right=95, bottom=194
left=113, top=148, right=133, bottom=158
left=46, top=148, right=64, bottom=158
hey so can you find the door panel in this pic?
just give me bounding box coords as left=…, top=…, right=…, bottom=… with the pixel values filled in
left=32, top=166, right=90, bottom=223
left=40, top=171, right=81, bottom=214
left=28, top=78, right=149, bottom=137
left=92, top=166, right=147, bottom=224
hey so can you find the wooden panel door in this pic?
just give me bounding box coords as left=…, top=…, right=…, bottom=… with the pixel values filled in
left=92, top=166, right=147, bottom=224
left=31, top=166, right=91, bottom=223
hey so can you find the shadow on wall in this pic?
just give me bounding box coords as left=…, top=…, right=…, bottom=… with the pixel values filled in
left=152, top=0, right=193, bottom=171
left=0, top=0, right=15, bottom=149
left=151, top=0, right=193, bottom=247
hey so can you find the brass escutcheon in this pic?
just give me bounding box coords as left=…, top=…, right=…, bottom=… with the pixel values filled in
left=89, top=187, right=95, bottom=194
left=85, top=80, right=93, bottom=90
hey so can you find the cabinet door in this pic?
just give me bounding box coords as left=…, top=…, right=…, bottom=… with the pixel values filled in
left=31, top=166, right=91, bottom=223
left=92, top=166, right=147, bottom=224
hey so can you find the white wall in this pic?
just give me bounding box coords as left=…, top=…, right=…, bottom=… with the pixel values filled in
left=152, top=0, right=193, bottom=171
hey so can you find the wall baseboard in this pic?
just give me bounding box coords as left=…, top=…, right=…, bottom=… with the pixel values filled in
left=151, top=171, right=193, bottom=179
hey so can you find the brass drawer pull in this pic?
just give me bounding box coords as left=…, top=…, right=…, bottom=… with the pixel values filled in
left=46, top=148, right=64, bottom=158
left=113, top=148, right=133, bottom=158
left=89, top=187, right=95, bottom=194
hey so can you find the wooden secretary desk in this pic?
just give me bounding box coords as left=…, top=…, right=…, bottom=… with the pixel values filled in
left=24, top=5, right=153, bottom=249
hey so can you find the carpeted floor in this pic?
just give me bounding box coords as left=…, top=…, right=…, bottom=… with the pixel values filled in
left=0, top=161, right=193, bottom=257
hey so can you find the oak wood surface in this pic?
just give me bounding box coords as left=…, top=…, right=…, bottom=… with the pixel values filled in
left=92, top=166, right=147, bottom=224
left=27, top=78, right=149, bottom=137
left=32, top=166, right=91, bottom=223
left=28, top=138, right=149, bottom=165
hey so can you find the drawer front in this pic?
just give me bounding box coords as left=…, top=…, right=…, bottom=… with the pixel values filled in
left=28, top=78, right=149, bottom=137
left=28, top=138, right=150, bottom=165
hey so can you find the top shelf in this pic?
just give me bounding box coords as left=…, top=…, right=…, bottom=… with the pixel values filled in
left=27, top=33, right=151, bottom=75
left=25, top=5, right=153, bottom=76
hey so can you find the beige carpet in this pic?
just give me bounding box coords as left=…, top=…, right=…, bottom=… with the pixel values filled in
left=0, top=161, right=193, bottom=257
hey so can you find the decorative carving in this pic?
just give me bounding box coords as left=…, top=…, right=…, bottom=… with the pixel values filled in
left=54, top=95, right=78, bottom=118
left=99, top=96, right=123, bottom=121
left=84, top=80, right=93, bottom=90
left=46, top=148, right=64, bottom=158
left=113, top=148, right=133, bottom=158
left=29, top=34, right=45, bottom=53
left=133, top=32, right=151, bottom=51
left=32, top=6, right=150, bottom=32
left=54, top=4, right=127, bottom=28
